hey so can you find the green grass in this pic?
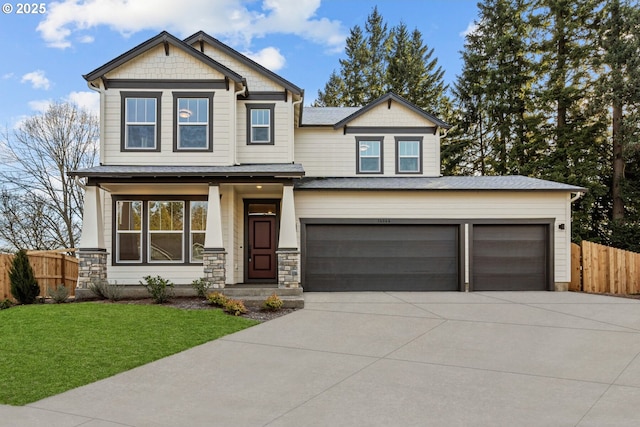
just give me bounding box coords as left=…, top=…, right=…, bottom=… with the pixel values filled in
left=0, top=303, right=258, bottom=406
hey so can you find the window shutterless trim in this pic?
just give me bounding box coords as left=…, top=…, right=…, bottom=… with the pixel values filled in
left=395, top=136, right=423, bottom=174
left=246, top=103, right=275, bottom=145
left=120, top=91, right=162, bottom=152
left=355, top=136, right=384, bottom=174
left=172, top=92, right=214, bottom=152
left=112, top=195, right=207, bottom=266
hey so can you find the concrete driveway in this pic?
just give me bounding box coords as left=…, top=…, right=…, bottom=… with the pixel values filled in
left=3, top=291, right=640, bottom=426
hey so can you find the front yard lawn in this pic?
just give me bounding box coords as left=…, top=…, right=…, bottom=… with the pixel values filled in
left=0, top=303, right=258, bottom=406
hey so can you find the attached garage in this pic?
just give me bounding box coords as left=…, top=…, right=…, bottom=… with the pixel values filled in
left=302, top=221, right=462, bottom=292
left=471, top=223, right=553, bottom=291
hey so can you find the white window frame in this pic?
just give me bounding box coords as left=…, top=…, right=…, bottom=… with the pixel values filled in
left=115, top=200, right=143, bottom=263
left=356, top=137, right=383, bottom=174
left=396, top=138, right=423, bottom=174
left=148, top=201, right=185, bottom=264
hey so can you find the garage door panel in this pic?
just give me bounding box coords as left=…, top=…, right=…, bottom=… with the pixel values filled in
left=472, top=224, right=549, bottom=291
left=307, top=240, right=457, bottom=258
left=307, top=256, right=458, bottom=275
left=304, top=223, right=459, bottom=292
left=306, top=274, right=459, bottom=292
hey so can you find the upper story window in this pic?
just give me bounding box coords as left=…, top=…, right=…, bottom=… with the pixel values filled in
left=246, top=103, right=275, bottom=145
left=121, top=92, right=161, bottom=152
left=396, top=137, right=423, bottom=174
left=173, top=92, right=214, bottom=152
left=356, top=137, right=384, bottom=174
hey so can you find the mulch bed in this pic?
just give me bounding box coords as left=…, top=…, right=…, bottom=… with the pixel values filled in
left=92, top=297, right=297, bottom=322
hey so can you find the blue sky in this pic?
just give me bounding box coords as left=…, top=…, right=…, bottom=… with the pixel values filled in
left=0, top=0, right=480, bottom=130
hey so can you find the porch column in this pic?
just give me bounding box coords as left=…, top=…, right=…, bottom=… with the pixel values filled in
left=77, top=185, right=107, bottom=298
left=203, top=184, right=226, bottom=288
left=277, top=184, right=300, bottom=288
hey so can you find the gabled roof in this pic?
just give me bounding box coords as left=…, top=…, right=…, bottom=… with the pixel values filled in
left=83, top=31, right=244, bottom=83
left=183, top=31, right=303, bottom=95
left=295, top=176, right=586, bottom=192
left=332, top=93, right=451, bottom=130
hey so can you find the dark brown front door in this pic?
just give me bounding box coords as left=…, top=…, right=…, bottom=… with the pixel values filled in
left=248, top=216, right=277, bottom=279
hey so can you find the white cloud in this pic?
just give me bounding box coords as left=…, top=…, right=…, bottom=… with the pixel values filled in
left=21, top=70, right=51, bottom=90
left=460, top=21, right=479, bottom=38
left=66, top=91, right=100, bottom=116
left=36, top=0, right=345, bottom=52
left=244, top=47, right=286, bottom=71
left=2, top=73, right=14, bottom=79
left=28, top=99, right=52, bottom=112
left=26, top=91, right=99, bottom=117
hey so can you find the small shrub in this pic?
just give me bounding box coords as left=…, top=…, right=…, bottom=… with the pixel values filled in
left=9, top=249, right=40, bottom=304
left=262, top=293, right=283, bottom=311
left=0, top=298, right=13, bottom=310
left=89, top=279, right=124, bottom=301
left=191, top=278, right=211, bottom=299
left=223, top=299, right=247, bottom=316
left=47, top=284, right=69, bottom=304
left=140, top=275, right=174, bottom=303
left=207, top=291, right=229, bottom=307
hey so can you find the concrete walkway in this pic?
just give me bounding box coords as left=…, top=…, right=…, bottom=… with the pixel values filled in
left=3, top=292, right=640, bottom=426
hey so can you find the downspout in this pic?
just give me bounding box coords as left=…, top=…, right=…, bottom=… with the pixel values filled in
left=86, top=81, right=105, bottom=165
left=233, top=83, right=247, bottom=165
left=570, top=192, right=584, bottom=203
left=291, top=95, right=303, bottom=164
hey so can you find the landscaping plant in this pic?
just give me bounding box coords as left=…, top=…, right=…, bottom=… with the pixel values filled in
left=223, top=298, right=247, bottom=316
left=262, top=293, right=284, bottom=311
left=89, top=279, right=124, bottom=301
left=207, top=291, right=229, bottom=307
left=47, top=284, right=69, bottom=304
left=9, top=249, right=40, bottom=304
left=141, top=275, right=174, bottom=303
left=191, top=277, right=211, bottom=299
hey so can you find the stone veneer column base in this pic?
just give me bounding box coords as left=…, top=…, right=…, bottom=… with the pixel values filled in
left=203, top=250, right=226, bottom=289
left=76, top=250, right=108, bottom=300
left=277, top=250, right=300, bottom=288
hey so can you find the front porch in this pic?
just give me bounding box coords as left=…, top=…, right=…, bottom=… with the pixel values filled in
left=71, top=164, right=304, bottom=302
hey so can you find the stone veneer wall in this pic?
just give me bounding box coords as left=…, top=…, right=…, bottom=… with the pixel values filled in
left=277, top=250, right=299, bottom=288
left=203, top=250, right=226, bottom=288
left=77, top=250, right=108, bottom=290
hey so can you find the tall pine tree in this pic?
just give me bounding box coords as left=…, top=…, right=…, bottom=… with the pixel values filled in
left=314, top=7, right=449, bottom=115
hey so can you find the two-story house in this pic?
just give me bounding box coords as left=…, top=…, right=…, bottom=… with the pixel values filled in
left=71, top=31, right=585, bottom=303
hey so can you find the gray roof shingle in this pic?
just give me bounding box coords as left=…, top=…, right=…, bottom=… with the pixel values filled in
left=302, top=107, right=361, bottom=125
left=295, top=176, right=586, bottom=192
left=70, top=164, right=305, bottom=178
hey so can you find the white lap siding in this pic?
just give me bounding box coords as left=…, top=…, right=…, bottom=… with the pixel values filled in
left=294, top=190, right=573, bottom=283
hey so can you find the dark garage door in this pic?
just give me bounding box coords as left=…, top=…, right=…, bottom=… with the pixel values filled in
left=472, top=224, right=549, bottom=291
left=303, top=223, right=460, bottom=291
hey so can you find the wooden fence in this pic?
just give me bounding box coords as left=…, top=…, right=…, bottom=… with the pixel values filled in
left=570, top=241, right=640, bottom=294
left=0, top=251, right=79, bottom=300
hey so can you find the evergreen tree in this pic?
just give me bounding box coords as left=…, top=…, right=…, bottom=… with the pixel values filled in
left=446, top=0, right=540, bottom=176
left=9, top=249, right=40, bottom=304
left=315, top=7, right=449, bottom=114
left=531, top=0, right=610, bottom=241
left=364, top=6, right=389, bottom=102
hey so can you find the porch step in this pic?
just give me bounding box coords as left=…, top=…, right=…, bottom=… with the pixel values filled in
left=220, top=286, right=304, bottom=309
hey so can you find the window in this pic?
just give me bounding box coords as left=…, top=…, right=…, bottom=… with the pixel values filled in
left=190, top=201, right=207, bottom=262
left=173, top=93, right=214, bottom=151
left=113, top=197, right=207, bottom=265
left=356, top=137, right=383, bottom=174
left=149, top=201, right=184, bottom=263
left=396, top=137, right=423, bottom=174
left=116, top=201, right=143, bottom=263
left=121, top=92, right=161, bottom=151
left=246, top=104, right=275, bottom=144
